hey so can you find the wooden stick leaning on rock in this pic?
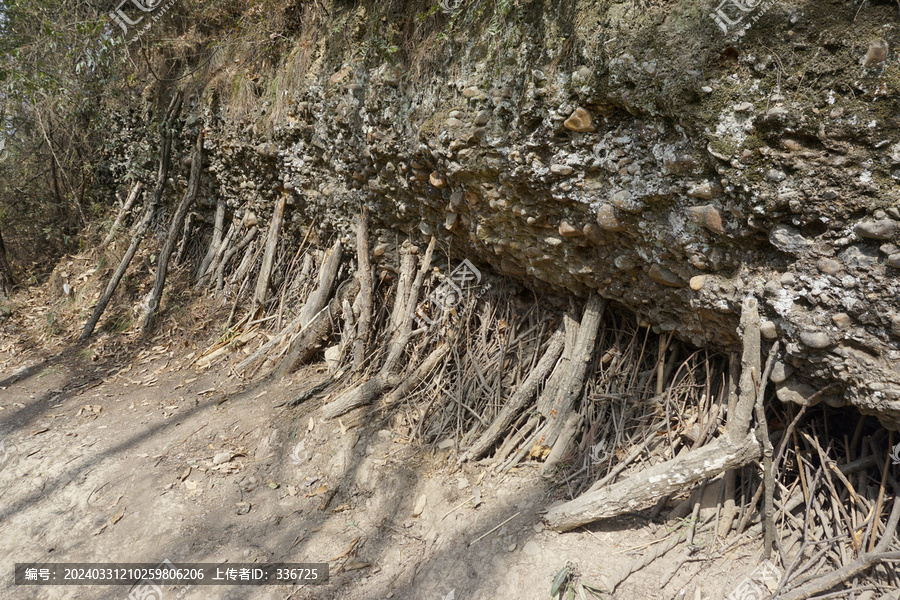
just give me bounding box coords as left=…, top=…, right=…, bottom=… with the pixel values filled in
left=98, top=181, right=143, bottom=251
left=196, top=199, right=225, bottom=281
left=215, top=226, right=257, bottom=297
left=458, top=326, right=566, bottom=463
left=275, top=277, right=359, bottom=377
left=352, top=207, right=373, bottom=371
left=274, top=239, right=343, bottom=378
left=536, top=294, right=606, bottom=473
left=321, top=238, right=436, bottom=419
left=142, top=126, right=203, bottom=334
left=251, top=192, right=287, bottom=315
left=544, top=296, right=765, bottom=532
left=755, top=341, right=780, bottom=559
left=198, top=217, right=238, bottom=287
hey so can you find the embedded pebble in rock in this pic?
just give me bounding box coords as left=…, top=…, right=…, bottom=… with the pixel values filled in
left=563, top=107, right=594, bottom=132
left=839, top=245, right=880, bottom=268
left=544, top=235, right=563, bottom=247
left=891, top=315, right=900, bottom=337
left=760, top=320, right=778, bottom=340
left=776, top=379, right=822, bottom=406
left=887, top=254, right=900, bottom=269
left=769, top=225, right=812, bottom=255
left=770, top=361, right=793, bottom=384
left=610, top=190, right=644, bottom=214
left=474, top=110, right=491, bottom=126
left=734, top=102, right=754, bottom=113
left=817, top=258, right=842, bottom=275
left=686, top=205, right=724, bottom=235
left=444, top=212, right=458, bottom=230
left=550, top=164, right=574, bottom=175
left=686, top=182, right=721, bottom=200
left=614, top=255, right=635, bottom=270
left=213, top=452, right=232, bottom=465
left=863, top=39, right=889, bottom=68
left=256, top=142, right=278, bottom=158
left=855, top=219, right=897, bottom=241
left=595, top=204, right=626, bottom=232
left=782, top=139, right=802, bottom=153
left=799, top=331, right=831, bottom=349
left=462, top=86, right=483, bottom=98
left=832, top=313, right=852, bottom=329
left=558, top=220, right=582, bottom=237
left=429, top=172, right=447, bottom=188
left=780, top=272, right=796, bottom=287
left=689, top=275, right=705, bottom=291
left=648, top=264, right=685, bottom=287
left=767, top=169, right=786, bottom=182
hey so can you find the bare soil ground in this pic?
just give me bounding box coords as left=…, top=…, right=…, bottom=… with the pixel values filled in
left=0, top=288, right=771, bottom=600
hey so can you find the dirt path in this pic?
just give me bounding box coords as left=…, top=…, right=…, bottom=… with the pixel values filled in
left=0, top=336, right=768, bottom=600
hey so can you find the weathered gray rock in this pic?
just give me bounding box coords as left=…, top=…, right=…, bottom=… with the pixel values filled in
left=769, top=225, right=811, bottom=255
left=799, top=331, right=831, bottom=349
left=776, top=379, right=821, bottom=407
left=817, top=258, right=842, bottom=275
left=648, top=264, right=685, bottom=288
left=856, top=219, right=898, bottom=241
left=770, top=361, right=793, bottom=384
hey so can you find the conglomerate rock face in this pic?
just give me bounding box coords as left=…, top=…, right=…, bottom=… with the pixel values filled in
left=103, top=0, right=900, bottom=427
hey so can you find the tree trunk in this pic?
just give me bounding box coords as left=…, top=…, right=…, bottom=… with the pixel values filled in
left=0, top=226, right=14, bottom=299
left=352, top=207, right=373, bottom=370
left=99, top=181, right=143, bottom=251
left=142, top=128, right=203, bottom=334
left=197, top=199, right=225, bottom=280
left=252, top=193, right=288, bottom=313
left=545, top=431, right=761, bottom=531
